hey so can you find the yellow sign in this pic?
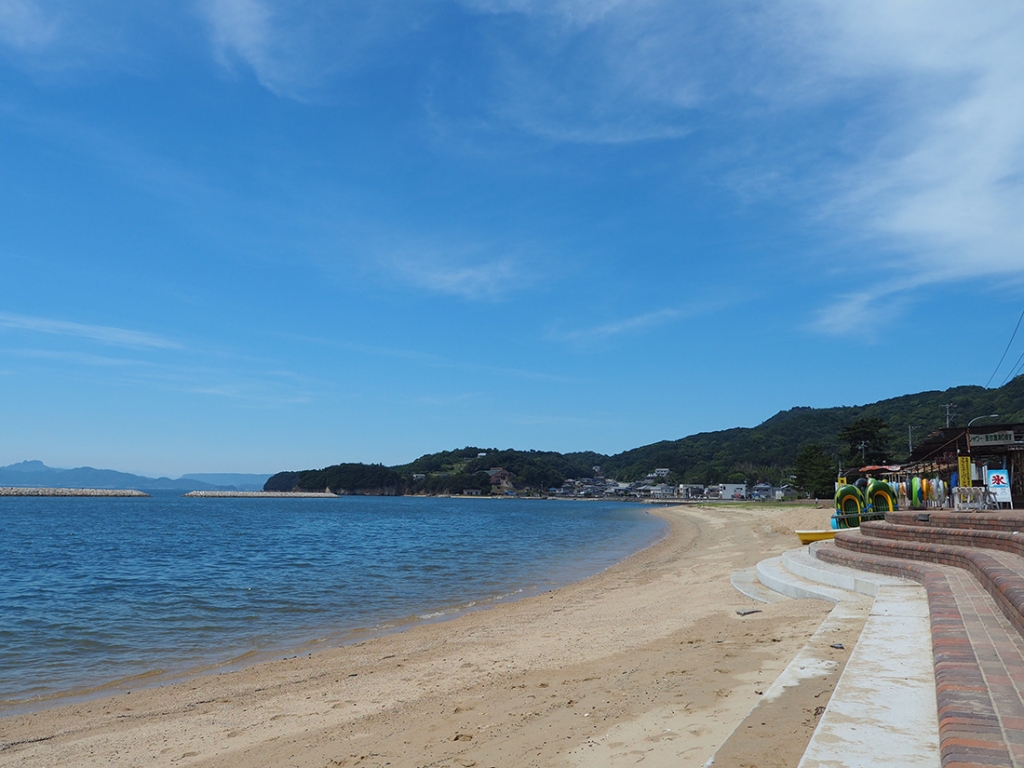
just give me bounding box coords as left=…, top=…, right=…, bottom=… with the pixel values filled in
left=837, top=477, right=847, bottom=486
left=959, top=456, right=973, bottom=487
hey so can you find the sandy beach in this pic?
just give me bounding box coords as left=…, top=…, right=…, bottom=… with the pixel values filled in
left=0, top=502, right=844, bottom=768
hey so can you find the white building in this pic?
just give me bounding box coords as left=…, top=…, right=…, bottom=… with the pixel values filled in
left=720, top=483, right=747, bottom=500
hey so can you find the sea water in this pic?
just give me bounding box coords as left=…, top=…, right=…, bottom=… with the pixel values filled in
left=0, top=493, right=665, bottom=709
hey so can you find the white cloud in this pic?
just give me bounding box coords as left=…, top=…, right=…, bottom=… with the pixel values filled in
left=387, top=254, right=527, bottom=300
left=780, top=0, right=1024, bottom=331
left=456, top=0, right=702, bottom=144
left=551, top=308, right=681, bottom=343
left=0, top=311, right=181, bottom=349
left=4, top=0, right=1023, bottom=338
left=381, top=239, right=544, bottom=301
left=201, top=0, right=276, bottom=88
left=458, top=0, right=1024, bottom=331
left=196, top=0, right=428, bottom=100
left=0, top=0, right=57, bottom=50
left=461, top=0, right=634, bottom=28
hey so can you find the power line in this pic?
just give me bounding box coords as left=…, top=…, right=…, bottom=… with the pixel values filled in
left=1002, top=346, right=1024, bottom=387
left=990, top=305, right=1024, bottom=387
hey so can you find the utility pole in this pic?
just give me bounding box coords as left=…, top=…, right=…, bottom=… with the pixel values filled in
left=908, top=425, right=920, bottom=455
left=859, top=440, right=868, bottom=462
left=941, top=403, right=957, bottom=428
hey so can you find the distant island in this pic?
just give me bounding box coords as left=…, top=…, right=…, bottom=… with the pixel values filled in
left=0, top=461, right=271, bottom=493
left=265, top=377, right=1024, bottom=499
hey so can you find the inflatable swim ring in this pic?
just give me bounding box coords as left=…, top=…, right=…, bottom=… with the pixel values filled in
left=866, top=479, right=897, bottom=516
left=833, top=484, right=866, bottom=529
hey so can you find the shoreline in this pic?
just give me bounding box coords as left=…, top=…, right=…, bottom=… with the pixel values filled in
left=1, top=505, right=669, bottom=716
left=0, top=503, right=837, bottom=768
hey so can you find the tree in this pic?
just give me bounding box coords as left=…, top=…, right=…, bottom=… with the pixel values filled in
left=794, top=444, right=836, bottom=499
left=838, top=417, right=890, bottom=467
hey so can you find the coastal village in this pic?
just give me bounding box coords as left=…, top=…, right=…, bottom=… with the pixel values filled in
left=551, top=470, right=788, bottom=501
left=417, top=463, right=785, bottom=500
left=457, top=420, right=1024, bottom=511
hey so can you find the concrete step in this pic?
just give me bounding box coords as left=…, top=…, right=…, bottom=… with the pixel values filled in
left=756, top=554, right=863, bottom=603
left=723, top=547, right=940, bottom=767
left=796, top=583, right=939, bottom=767
left=784, top=544, right=907, bottom=596
left=729, top=564, right=790, bottom=603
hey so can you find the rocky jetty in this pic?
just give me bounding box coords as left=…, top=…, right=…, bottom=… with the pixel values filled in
left=0, top=487, right=149, bottom=497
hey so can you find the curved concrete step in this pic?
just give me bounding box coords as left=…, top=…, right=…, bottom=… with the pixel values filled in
left=722, top=548, right=939, bottom=768
left=783, top=544, right=908, bottom=597
left=756, top=555, right=857, bottom=603
left=730, top=565, right=790, bottom=603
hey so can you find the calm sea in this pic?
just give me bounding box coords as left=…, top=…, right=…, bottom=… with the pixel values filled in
left=0, top=493, right=665, bottom=711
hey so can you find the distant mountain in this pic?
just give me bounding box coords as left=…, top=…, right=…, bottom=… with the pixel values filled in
left=0, top=462, right=227, bottom=491
left=4, top=460, right=52, bottom=473
left=180, top=473, right=272, bottom=491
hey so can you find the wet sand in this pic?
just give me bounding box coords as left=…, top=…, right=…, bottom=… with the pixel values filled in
left=0, top=502, right=839, bottom=768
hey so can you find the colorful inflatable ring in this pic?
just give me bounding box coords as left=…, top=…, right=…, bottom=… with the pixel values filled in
left=833, top=484, right=866, bottom=529
left=866, top=479, right=897, bottom=516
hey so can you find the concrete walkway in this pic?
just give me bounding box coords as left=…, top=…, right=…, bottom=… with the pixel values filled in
left=718, top=545, right=941, bottom=767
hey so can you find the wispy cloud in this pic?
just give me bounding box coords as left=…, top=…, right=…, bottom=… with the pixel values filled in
left=809, top=287, right=913, bottom=341
left=458, top=1, right=1024, bottom=332
left=0, top=0, right=57, bottom=51
left=550, top=295, right=736, bottom=345
left=8, top=345, right=320, bottom=407
left=383, top=246, right=540, bottom=301
left=0, top=311, right=181, bottom=349
left=201, top=0, right=278, bottom=90
left=781, top=0, right=1024, bottom=332
left=550, top=308, right=682, bottom=344
left=0, top=2, right=165, bottom=74
left=451, top=0, right=702, bottom=145
left=197, top=0, right=427, bottom=100
left=269, top=332, right=582, bottom=384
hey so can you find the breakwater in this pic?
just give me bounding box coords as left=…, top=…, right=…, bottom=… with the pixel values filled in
left=0, top=487, right=149, bottom=497
left=182, top=491, right=338, bottom=498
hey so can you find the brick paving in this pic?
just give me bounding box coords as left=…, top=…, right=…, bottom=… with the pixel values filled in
left=813, top=511, right=1024, bottom=768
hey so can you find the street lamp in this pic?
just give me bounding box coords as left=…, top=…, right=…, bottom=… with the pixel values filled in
left=968, top=414, right=1000, bottom=426
left=962, top=414, right=1000, bottom=489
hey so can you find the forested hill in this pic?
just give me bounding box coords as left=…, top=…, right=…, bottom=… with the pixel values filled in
left=601, top=377, right=1024, bottom=484
left=265, top=377, right=1024, bottom=493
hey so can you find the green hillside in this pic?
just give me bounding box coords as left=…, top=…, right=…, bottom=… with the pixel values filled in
left=265, top=377, right=1024, bottom=494
left=601, top=377, right=1024, bottom=485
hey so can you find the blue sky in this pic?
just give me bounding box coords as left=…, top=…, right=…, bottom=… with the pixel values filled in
left=2, top=0, right=1024, bottom=477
